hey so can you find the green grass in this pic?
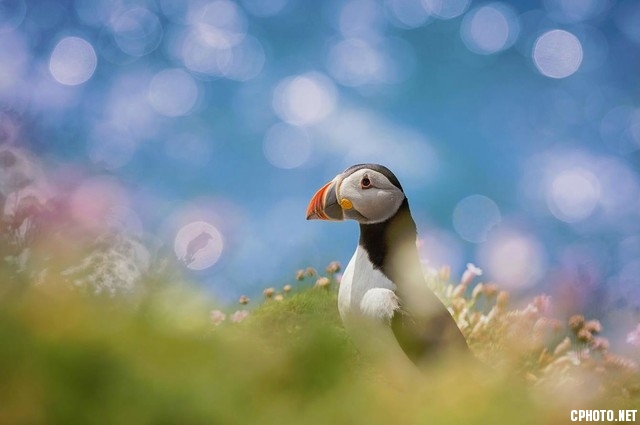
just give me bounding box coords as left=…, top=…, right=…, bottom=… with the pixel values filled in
left=0, top=270, right=638, bottom=425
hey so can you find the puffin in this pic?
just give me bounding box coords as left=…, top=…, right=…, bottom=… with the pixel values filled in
left=306, top=164, right=471, bottom=366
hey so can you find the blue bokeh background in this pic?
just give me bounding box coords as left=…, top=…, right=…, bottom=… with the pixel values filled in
left=2, top=0, right=640, bottom=330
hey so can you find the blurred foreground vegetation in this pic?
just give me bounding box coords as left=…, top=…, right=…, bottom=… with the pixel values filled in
left=1, top=261, right=639, bottom=425
left=1, top=148, right=639, bottom=424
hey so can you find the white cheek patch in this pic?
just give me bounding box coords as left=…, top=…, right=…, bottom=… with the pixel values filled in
left=338, top=169, right=405, bottom=223
left=358, top=189, right=404, bottom=223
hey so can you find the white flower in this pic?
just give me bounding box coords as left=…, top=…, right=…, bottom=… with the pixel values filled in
left=315, top=277, right=331, bottom=288
left=460, top=263, right=483, bottom=286
left=627, top=324, right=640, bottom=347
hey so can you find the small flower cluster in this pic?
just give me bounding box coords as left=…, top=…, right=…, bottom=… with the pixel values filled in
left=263, top=282, right=293, bottom=302
left=429, top=264, right=640, bottom=400
left=208, top=259, right=640, bottom=401
left=208, top=294, right=254, bottom=327
left=208, top=262, right=341, bottom=328
left=210, top=309, right=250, bottom=326
left=0, top=146, right=171, bottom=299
left=295, top=262, right=341, bottom=290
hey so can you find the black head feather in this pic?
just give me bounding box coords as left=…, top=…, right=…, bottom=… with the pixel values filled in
left=342, top=163, right=404, bottom=193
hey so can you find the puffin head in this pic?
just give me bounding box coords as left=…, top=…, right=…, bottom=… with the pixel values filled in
left=306, top=164, right=406, bottom=224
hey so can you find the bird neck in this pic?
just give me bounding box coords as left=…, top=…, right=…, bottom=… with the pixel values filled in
left=358, top=197, right=418, bottom=280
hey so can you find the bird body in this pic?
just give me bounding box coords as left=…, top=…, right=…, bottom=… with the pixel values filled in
left=307, top=164, right=470, bottom=366
left=338, top=244, right=399, bottom=322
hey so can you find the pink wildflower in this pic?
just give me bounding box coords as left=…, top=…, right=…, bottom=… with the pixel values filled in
left=438, top=265, right=451, bottom=282
left=590, top=337, right=610, bottom=352
left=210, top=310, right=226, bottom=326
left=532, top=294, right=551, bottom=314
left=263, top=287, right=275, bottom=298
left=231, top=310, right=249, bottom=323
left=326, top=261, right=341, bottom=274
left=496, top=291, right=509, bottom=309
left=483, top=283, right=498, bottom=297
left=584, top=319, right=602, bottom=334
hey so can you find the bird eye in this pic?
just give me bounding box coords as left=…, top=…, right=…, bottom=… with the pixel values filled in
left=361, top=176, right=371, bottom=189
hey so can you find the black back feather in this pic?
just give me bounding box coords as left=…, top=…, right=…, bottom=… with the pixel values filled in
left=355, top=179, right=470, bottom=364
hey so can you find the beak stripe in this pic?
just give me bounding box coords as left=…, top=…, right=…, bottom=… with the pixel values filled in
left=306, top=181, right=332, bottom=220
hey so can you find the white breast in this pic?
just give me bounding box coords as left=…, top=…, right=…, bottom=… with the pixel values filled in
left=338, top=245, right=397, bottom=321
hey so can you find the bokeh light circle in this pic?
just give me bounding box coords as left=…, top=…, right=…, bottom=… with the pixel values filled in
left=597, top=158, right=639, bottom=217
left=338, top=0, right=384, bottom=38
left=417, top=229, right=464, bottom=272
left=533, top=29, right=583, bottom=78
left=327, top=38, right=384, bottom=87
left=461, top=3, right=520, bottom=55
left=421, top=0, right=470, bottom=19
left=385, top=0, right=431, bottom=29
left=263, top=123, right=311, bottom=169
left=194, top=0, right=247, bottom=47
left=174, top=221, right=224, bottom=270
left=111, top=7, right=163, bottom=57
left=181, top=30, right=233, bottom=77
left=49, top=37, right=98, bottom=86
left=479, top=229, right=546, bottom=290
left=547, top=168, right=600, bottom=223
left=148, top=68, right=199, bottom=117
left=225, top=35, right=266, bottom=81
left=326, top=37, right=415, bottom=87
left=452, top=194, right=501, bottom=243
left=272, top=72, right=337, bottom=126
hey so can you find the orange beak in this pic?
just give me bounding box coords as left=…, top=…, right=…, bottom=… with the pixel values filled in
left=306, top=180, right=344, bottom=221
